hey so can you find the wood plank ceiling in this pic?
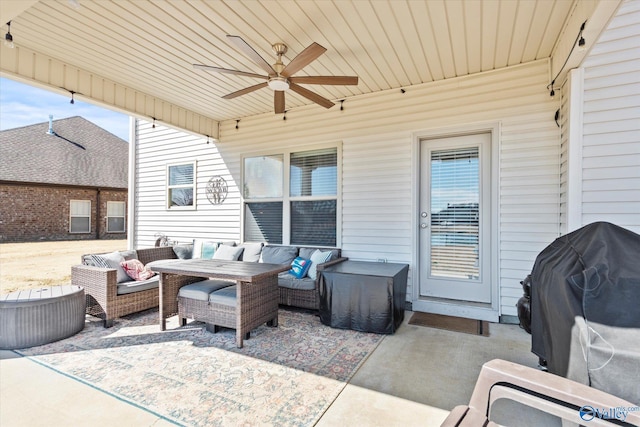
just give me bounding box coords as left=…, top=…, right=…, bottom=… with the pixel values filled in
left=1, top=0, right=577, bottom=124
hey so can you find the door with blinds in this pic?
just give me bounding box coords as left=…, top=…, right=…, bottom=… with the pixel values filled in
left=419, top=133, right=491, bottom=303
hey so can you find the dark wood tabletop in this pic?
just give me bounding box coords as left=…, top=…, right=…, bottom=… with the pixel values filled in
left=148, top=259, right=290, bottom=282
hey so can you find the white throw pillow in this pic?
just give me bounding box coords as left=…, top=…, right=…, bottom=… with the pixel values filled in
left=212, top=245, right=244, bottom=261
left=307, top=249, right=333, bottom=280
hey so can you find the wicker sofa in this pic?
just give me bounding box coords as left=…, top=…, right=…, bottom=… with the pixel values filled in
left=186, top=242, right=347, bottom=310
left=72, top=246, right=201, bottom=327
left=73, top=242, right=346, bottom=328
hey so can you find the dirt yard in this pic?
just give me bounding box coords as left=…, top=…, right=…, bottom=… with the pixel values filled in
left=0, top=240, right=128, bottom=294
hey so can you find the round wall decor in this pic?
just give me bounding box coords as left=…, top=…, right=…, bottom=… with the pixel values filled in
left=206, top=176, right=228, bottom=205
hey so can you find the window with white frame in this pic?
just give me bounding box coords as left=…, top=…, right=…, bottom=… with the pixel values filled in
left=243, top=147, right=339, bottom=246
left=106, top=201, right=126, bottom=233
left=70, top=200, right=91, bottom=233
left=167, top=162, right=196, bottom=209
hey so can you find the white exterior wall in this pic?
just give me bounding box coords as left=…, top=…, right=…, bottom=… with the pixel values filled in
left=134, top=59, right=561, bottom=318
left=578, top=0, right=640, bottom=234
left=132, top=123, right=239, bottom=248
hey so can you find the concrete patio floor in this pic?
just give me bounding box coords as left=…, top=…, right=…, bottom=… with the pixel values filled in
left=0, top=311, right=539, bottom=426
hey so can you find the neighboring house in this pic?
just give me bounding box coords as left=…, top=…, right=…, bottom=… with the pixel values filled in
left=129, top=2, right=639, bottom=323
left=0, top=116, right=128, bottom=242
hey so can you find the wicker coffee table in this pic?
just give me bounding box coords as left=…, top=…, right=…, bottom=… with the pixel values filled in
left=0, top=285, right=85, bottom=350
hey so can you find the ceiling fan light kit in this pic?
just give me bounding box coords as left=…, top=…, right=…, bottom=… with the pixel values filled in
left=194, top=35, right=358, bottom=114
left=267, top=76, right=289, bottom=91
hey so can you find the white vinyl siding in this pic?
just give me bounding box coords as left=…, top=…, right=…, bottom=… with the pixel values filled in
left=579, top=0, right=640, bottom=234
left=133, top=123, right=239, bottom=248
left=134, top=59, right=560, bottom=317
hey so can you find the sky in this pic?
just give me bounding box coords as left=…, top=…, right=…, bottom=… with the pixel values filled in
left=0, top=77, right=130, bottom=141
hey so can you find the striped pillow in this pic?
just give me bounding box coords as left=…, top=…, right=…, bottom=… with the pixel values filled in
left=88, top=252, right=131, bottom=283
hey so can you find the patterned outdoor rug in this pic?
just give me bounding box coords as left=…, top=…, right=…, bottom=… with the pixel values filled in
left=17, top=308, right=384, bottom=426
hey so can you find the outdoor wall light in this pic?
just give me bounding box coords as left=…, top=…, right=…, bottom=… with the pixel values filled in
left=578, top=35, right=586, bottom=51
left=4, top=21, right=14, bottom=48
left=69, top=91, right=76, bottom=104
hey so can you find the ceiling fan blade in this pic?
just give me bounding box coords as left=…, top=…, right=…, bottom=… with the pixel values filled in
left=289, top=76, right=359, bottom=85
left=193, top=64, right=267, bottom=80
left=222, top=82, right=268, bottom=99
left=280, top=42, right=327, bottom=78
left=274, top=91, right=285, bottom=114
left=227, top=35, right=276, bottom=75
left=289, top=82, right=334, bottom=109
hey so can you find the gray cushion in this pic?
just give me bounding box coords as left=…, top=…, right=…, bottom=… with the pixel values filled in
left=209, top=285, right=237, bottom=306
left=178, top=279, right=234, bottom=301
left=116, top=277, right=159, bottom=295
left=277, top=272, right=316, bottom=290
left=260, top=245, right=298, bottom=265
left=172, top=244, right=193, bottom=259
left=238, top=242, right=263, bottom=262
left=120, top=250, right=138, bottom=261
left=299, top=247, right=339, bottom=261
left=212, top=245, right=244, bottom=261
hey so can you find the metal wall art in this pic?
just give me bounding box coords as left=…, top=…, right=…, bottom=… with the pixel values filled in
left=206, top=176, right=228, bottom=205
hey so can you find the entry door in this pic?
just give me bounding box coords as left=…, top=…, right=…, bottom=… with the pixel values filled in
left=419, top=133, right=491, bottom=303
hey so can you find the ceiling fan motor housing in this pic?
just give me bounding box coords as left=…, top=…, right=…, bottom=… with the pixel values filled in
left=272, top=43, right=287, bottom=75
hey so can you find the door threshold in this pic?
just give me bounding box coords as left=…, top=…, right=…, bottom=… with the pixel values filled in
left=412, top=297, right=499, bottom=322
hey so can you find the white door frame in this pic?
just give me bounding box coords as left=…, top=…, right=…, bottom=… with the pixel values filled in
left=411, top=122, right=501, bottom=322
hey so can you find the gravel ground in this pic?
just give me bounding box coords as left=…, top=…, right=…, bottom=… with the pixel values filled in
left=0, top=240, right=127, bottom=294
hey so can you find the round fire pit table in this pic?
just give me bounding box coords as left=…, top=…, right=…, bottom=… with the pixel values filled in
left=0, top=285, right=85, bottom=350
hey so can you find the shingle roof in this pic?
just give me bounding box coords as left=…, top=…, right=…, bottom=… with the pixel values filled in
left=0, top=116, right=128, bottom=189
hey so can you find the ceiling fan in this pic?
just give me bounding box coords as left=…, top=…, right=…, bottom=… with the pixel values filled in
left=194, top=35, right=359, bottom=114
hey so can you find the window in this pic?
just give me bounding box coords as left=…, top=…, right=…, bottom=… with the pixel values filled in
left=167, top=162, right=196, bottom=209
left=430, top=147, right=480, bottom=279
left=243, top=147, right=339, bottom=246
left=243, top=155, right=284, bottom=243
left=70, top=200, right=91, bottom=233
left=290, top=148, right=338, bottom=246
left=106, top=201, right=126, bottom=233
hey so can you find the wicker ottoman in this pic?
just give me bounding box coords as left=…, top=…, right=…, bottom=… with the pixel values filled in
left=0, top=285, right=85, bottom=350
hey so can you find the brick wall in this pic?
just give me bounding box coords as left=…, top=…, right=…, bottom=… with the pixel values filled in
left=0, top=183, right=127, bottom=242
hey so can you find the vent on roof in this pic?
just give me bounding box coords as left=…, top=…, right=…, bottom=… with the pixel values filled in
left=47, top=115, right=54, bottom=135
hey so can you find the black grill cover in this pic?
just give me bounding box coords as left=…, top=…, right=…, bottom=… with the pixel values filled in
left=530, top=222, right=640, bottom=404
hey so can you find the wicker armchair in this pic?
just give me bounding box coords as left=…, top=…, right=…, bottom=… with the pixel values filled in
left=72, top=246, right=198, bottom=327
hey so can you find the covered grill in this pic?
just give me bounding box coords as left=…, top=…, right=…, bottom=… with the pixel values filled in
left=528, top=222, right=640, bottom=404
